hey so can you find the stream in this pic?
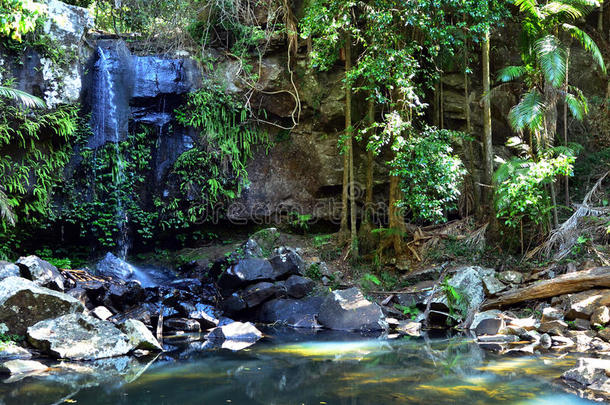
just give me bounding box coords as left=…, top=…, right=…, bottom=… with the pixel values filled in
left=0, top=328, right=595, bottom=405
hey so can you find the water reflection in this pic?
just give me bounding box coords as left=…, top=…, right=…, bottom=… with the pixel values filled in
left=0, top=329, right=595, bottom=405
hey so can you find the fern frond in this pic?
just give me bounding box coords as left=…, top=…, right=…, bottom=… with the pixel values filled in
left=562, top=23, right=607, bottom=74
left=508, top=89, right=546, bottom=132
left=497, top=66, right=527, bottom=83
left=534, top=35, right=567, bottom=87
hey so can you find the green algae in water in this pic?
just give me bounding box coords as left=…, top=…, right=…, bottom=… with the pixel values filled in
left=0, top=334, right=597, bottom=405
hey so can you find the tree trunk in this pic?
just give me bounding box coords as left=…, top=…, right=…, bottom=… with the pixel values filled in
left=389, top=174, right=405, bottom=255
left=464, top=40, right=481, bottom=217
left=482, top=30, right=494, bottom=212
left=347, top=32, right=357, bottom=256
left=599, top=2, right=604, bottom=32
left=359, top=98, right=376, bottom=253
left=544, top=80, right=560, bottom=228
left=339, top=35, right=351, bottom=243
left=564, top=46, right=571, bottom=207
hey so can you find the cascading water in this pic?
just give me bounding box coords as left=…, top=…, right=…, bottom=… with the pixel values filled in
left=91, top=44, right=131, bottom=259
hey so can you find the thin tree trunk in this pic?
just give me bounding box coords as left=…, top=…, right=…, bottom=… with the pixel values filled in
left=482, top=30, right=494, bottom=211
left=599, top=2, right=604, bottom=32
left=389, top=174, right=405, bottom=255
left=364, top=98, right=375, bottom=225
left=464, top=39, right=480, bottom=217
left=346, top=31, right=357, bottom=256
left=564, top=46, right=571, bottom=206
left=544, top=80, right=560, bottom=228
left=339, top=33, right=352, bottom=245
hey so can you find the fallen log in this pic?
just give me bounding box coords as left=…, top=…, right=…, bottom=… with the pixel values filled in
left=482, top=267, right=610, bottom=310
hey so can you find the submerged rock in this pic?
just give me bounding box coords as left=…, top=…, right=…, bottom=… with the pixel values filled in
left=258, top=297, right=324, bottom=328
left=318, top=288, right=388, bottom=332
left=16, top=255, right=65, bottom=291
left=0, top=277, right=84, bottom=335
left=27, top=313, right=134, bottom=360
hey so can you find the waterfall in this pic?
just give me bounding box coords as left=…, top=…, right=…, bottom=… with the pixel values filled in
left=91, top=44, right=131, bottom=259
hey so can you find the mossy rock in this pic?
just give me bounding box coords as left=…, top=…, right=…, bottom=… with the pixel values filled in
left=250, top=228, right=280, bottom=256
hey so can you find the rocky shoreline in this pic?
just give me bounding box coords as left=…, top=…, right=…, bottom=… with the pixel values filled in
left=1, top=229, right=610, bottom=402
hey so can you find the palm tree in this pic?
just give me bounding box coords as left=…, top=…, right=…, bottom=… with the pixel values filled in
left=0, top=86, right=46, bottom=109
left=496, top=0, right=605, bottom=226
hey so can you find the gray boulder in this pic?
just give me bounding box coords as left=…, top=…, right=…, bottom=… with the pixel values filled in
left=318, top=288, right=388, bottom=331
left=218, top=258, right=275, bottom=290
left=269, top=251, right=304, bottom=278
left=242, top=281, right=285, bottom=307
left=27, top=313, right=134, bottom=360
left=0, top=261, right=19, bottom=280
left=0, top=277, right=84, bottom=335
left=285, top=275, right=315, bottom=298
left=0, top=344, right=32, bottom=361
left=258, top=297, right=324, bottom=328
left=95, top=252, right=136, bottom=280
left=16, top=255, right=65, bottom=291
left=118, top=319, right=163, bottom=351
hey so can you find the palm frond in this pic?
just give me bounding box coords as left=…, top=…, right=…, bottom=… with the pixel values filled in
left=508, top=89, right=546, bottom=132
left=514, top=0, right=543, bottom=19
left=497, top=65, right=527, bottom=83
left=542, top=2, right=586, bottom=19
left=0, top=189, right=15, bottom=227
left=0, top=86, right=46, bottom=109
left=562, top=23, right=607, bottom=74
left=565, top=92, right=588, bottom=120
left=535, top=35, right=567, bottom=87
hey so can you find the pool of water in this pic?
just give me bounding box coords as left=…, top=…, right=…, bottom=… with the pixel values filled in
left=0, top=329, right=595, bottom=405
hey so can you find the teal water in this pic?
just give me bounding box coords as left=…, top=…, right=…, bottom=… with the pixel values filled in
left=0, top=330, right=595, bottom=405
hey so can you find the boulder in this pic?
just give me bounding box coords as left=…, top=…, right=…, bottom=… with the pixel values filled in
left=591, top=306, right=610, bottom=327
left=258, top=297, right=324, bottom=328
left=250, top=228, right=280, bottom=255
left=95, top=252, right=136, bottom=280
left=182, top=303, right=220, bottom=329
left=541, top=307, right=564, bottom=323
left=0, top=344, right=32, bottom=361
left=218, top=258, right=276, bottom=290
left=538, top=320, right=568, bottom=335
left=242, top=281, right=284, bottom=307
left=478, top=268, right=507, bottom=296
left=285, top=275, right=315, bottom=298
left=563, top=290, right=610, bottom=320
left=0, top=360, right=47, bottom=375
left=118, top=319, right=163, bottom=351
left=163, top=318, right=201, bottom=333
left=0, top=261, right=19, bottom=280
left=0, top=277, right=84, bottom=335
left=269, top=251, right=304, bottom=279
left=27, top=313, right=133, bottom=360
left=470, top=310, right=502, bottom=331
left=497, top=270, right=524, bottom=285
left=318, top=288, right=388, bottom=332
left=207, top=322, right=262, bottom=342
left=563, top=358, right=610, bottom=386
left=16, top=256, right=65, bottom=291
left=222, top=294, right=247, bottom=315
left=436, top=266, right=487, bottom=322
left=91, top=306, right=113, bottom=321
left=597, top=327, right=610, bottom=342
left=102, top=280, right=146, bottom=312
left=475, top=318, right=505, bottom=336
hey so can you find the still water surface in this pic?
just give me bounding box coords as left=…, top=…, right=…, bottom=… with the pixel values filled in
left=0, top=329, right=596, bottom=405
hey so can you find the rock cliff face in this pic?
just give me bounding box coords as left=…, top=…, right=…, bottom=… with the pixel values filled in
left=2, top=1, right=608, bottom=228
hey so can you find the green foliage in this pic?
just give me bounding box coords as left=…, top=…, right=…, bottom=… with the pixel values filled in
left=312, top=234, right=332, bottom=248
left=306, top=263, right=322, bottom=280
left=169, top=82, right=269, bottom=226
left=0, top=333, right=23, bottom=344
left=288, top=211, right=312, bottom=233
left=0, top=99, right=78, bottom=233
left=494, top=151, right=576, bottom=229
left=390, top=125, right=467, bottom=224
left=394, top=304, right=420, bottom=320
left=0, top=0, right=45, bottom=42
left=441, top=276, right=468, bottom=323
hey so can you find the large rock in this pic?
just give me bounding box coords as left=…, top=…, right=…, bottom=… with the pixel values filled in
left=0, top=277, right=84, bottom=335
left=16, top=255, right=65, bottom=291
left=318, top=288, right=388, bottom=332
left=218, top=258, right=276, bottom=290
left=285, top=275, right=315, bottom=298
left=0, top=344, right=32, bottom=361
left=562, top=290, right=610, bottom=320
left=269, top=251, right=304, bottom=278
left=258, top=297, right=324, bottom=328
left=118, top=319, right=163, bottom=351
left=27, top=313, right=134, bottom=360
left=241, top=281, right=284, bottom=307
left=95, top=252, right=136, bottom=280
left=0, top=261, right=19, bottom=280
left=591, top=306, right=610, bottom=327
